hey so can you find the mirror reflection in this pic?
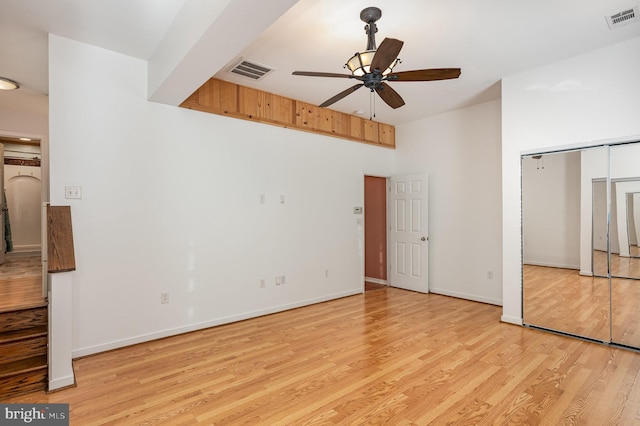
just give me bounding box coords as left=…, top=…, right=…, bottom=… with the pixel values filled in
left=522, top=148, right=610, bottom=342
left=523, top=141, right=640, bottom=349
left=610, top=143, right=640, bottom=347
left=627, top=192, right=640, bottom=258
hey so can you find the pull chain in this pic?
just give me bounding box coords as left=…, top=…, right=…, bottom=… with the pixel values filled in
left=369, top=90, right=376, bottom=120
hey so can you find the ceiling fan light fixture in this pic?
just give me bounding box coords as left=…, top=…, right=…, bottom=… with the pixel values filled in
left=345, top=50, right=399, bottom=76
left=0, top=77, right=19, bottom=90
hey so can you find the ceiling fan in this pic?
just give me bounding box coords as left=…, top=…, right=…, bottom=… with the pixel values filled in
left=292, top=7, right=461, bottom=110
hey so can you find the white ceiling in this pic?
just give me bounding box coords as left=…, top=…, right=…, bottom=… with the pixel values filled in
left=1, top=0, right=639, bottom=125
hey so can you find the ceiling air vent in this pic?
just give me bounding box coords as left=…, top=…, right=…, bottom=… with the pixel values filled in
left=606, top=5, right=639, bottom=30
left=229, top=58, right=274, bottom=80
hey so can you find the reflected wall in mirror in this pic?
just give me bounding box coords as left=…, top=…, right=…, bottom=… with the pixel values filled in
left=592, top=179, right=608, bottom=278
left=610, top=144, right=640, bottom=348
left=627, top=192, right=640, bottom=257
left=522, top=148, right=610, bottom=342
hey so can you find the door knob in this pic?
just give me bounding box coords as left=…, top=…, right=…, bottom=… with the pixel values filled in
left=421, top=236, right=427, bottom=241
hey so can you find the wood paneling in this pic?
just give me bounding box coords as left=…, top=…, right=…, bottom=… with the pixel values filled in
left=47, top=206, right=76, bottom=273
left=181, top=78, right=395, bottom=148
left=363, top=119, right=379, bottom=143
left=5, top=288, right=640, bottom=424
left=379, top=123, right=395, bottom=146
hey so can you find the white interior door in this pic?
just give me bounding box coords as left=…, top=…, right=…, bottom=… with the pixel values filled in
left=388, top=173, right=428, bottom=293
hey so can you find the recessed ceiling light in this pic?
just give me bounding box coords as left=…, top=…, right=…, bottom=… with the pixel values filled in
left=0, top=77, right=19, bottom=90
left=19, top=138, right=32, bottom=141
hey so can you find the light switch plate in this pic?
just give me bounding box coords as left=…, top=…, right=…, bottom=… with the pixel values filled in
left=65, top=186, right=82, bottom=199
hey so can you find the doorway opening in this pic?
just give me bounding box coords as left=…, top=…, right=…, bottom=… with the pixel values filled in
left=0, top=133, right=47, bottom=310
left=363, top=173, right=430, bottom=294
left=364, top=175, right=388, bottom=291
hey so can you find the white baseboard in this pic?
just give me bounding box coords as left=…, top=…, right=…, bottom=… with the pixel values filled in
left=48, top=374, right=75, bottom=391
left=7, top=249, right=41, bottom=257
left=579, top=270, right=593, bottom=277
left=523, top=261, right=579, bottom=270
left=72, top=289, right=362, bottom=358
left=11, top=244, right=41, bottom=253
left=429, top=287, right=502, bottom=306
left=501, top=315, right=523, bottom=325
left=365, top=277, right=387, bottom=285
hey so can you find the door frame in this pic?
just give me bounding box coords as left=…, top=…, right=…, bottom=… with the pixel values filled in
left=361, top=172, right=391, bottom=292
left=361, top=172, right=429, bottom=293
left=0, top=130, right=49, bottom=296
left=363, top=174, right=390, bottom=289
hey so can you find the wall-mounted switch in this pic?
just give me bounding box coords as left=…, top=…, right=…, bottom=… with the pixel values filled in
left=65, top=186, right=82, bottom=199
left=353, top=207, right=363, bottom=214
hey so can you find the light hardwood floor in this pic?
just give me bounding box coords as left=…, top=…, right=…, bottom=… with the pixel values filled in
left=0, top=253, right=42, bottom=279
left=523, top=264, right=610, bottom=342
left=0, top=254, right=45, bottom=311
left=4, top=287, right=640, bottom=424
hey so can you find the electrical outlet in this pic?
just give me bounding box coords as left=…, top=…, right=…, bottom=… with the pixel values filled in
left=324, top=269, right=329, bottom=278
left=486, top=271, right=494, bottom=280
left=281, top=275, right=286, bottom=285
left=260, top=278, right=266, bottom=288
left=161, top=292, right=169, bottom=304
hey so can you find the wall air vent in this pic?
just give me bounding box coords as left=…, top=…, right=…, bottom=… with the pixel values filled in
left=606, top=5, right=639, bottom=30
left=229, top=58, right=274, bottom=80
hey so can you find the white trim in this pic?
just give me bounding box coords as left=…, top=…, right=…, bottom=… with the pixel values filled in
left=72, top=290, right=362, bottom=358
left=48, top=374, right=75, bottom=391
left=501, top=315, right=523, bottom=325
left=523, top=261, right=580, bottom=270
left=10, top=244, right=42, bottom=253
left=520, top=133, right=640, bottom=156
left=430, top=287, right=502, bottom=306
left=365, top=277, right=388, bottom=285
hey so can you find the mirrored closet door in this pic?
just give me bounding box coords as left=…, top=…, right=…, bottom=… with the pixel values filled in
left=610, top=143, right=640, bottom=348
left=522, top=147, right=610, bottom=342
left=523, top=141, right=640, bottom=349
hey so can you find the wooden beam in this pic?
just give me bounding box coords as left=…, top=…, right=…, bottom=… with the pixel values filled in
left=180, top=78, right=395, bottom=149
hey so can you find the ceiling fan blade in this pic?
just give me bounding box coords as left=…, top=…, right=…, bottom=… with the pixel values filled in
left=293, top=71, right=354, bottom=79
left=370, top=38, right=404, bottom=73
left=319, top=84, right=364, bottom=108
left=375, top=82, right=405, bottom=109
left=387, top=68, right=461, bottom=82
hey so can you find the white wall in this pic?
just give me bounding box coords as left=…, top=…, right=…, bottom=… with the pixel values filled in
left=394, top=99, right=502, bottom=305
left=48, top=35, right=394, bottom=357
left=0, top=109, right=47, bottom=137
left=502, top=36, right=640, bottom=324
left=522, top=151, right=580, bottom=269
left=581, top=148, right=609, bottom=275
